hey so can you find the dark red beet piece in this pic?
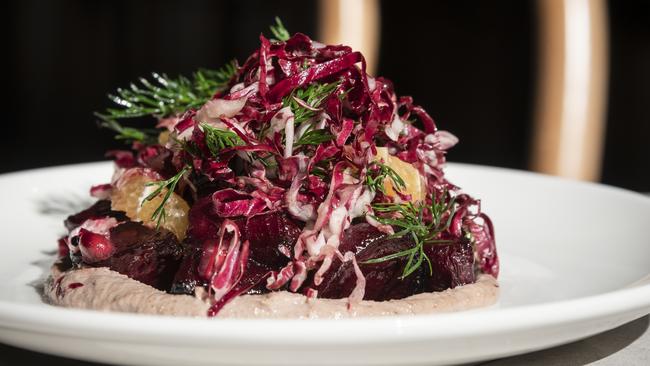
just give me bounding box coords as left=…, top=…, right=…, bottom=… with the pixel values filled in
left=186, top=197, right=220, bottom=243
left=64, top=200, right=128, bottom=231
left=240, top=211, right=302, bottom=268
left=170, top=246, right=205, bottom=294
left=88, top=222, right=183, bottom=291
left=172, top=210, right=302, bottom=295
left=337, top=222, right=387, bottom=254
left=315, top=224, right=428, bottom=300
left=314, top=223, right=475, bottom=301
left=423, top=235, right=476, bottom=292
left=171, top=245, right=274, bottom=296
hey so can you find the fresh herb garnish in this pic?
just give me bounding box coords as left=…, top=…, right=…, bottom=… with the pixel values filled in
left=278, top=81, right=340, bottom=152
left=310, top=157, right=335, bottom=178
left=283, top=81, right=340, bottom=124
left=365, top=161, right=406, bottom=194
left=195, top=63, right=238, bottom=96
left=295, top=128, right=334, bottom=146
left=179, top=139, right=203, bottom=158
left=98, top=118, right=158, bottom=144
left=257, top=153, right=278, bottom=169
left=269, top=17, right=290, bottom=42
left=201, top=123, right=243, bottom=156
left=311, top=166, right=328, bottom=178
left=364, top=191, right=457, bottom=278
left=142, top=166, right=190, bottom=227
left=95, top=61, right=237, bottom=124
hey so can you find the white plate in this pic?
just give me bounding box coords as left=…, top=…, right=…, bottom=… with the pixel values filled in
left=1, top=162, right=649, bottom=366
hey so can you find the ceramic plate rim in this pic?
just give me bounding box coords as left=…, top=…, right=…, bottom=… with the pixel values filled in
left=1, top=162, right=650, bottom=347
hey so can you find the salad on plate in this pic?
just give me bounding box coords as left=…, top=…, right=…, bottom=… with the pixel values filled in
left=46, top=19, right=499, bottom=318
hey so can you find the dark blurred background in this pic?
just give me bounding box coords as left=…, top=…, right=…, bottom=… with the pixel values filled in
left=4, top=0, right=650, bottom=191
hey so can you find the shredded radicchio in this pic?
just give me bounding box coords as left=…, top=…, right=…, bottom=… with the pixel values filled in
left=62, top=26, right=498, bottom=317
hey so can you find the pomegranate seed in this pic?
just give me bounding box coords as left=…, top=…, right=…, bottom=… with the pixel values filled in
left=78, top=228, right=115, bottom=263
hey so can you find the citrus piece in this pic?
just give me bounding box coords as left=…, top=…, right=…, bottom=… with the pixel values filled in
left=158, top=130, right=170, bottom=146
left=375, top=147, right=426, bottom=202
left=111, top=170, right=190, bottom=240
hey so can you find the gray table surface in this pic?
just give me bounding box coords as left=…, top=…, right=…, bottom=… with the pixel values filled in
left=1, top=314, right=648, bottom=366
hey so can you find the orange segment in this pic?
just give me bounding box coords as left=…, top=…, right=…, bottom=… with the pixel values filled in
left=111, top=171, right=190, bottom=240
left=158, top=131, right=170, bottom=146
left=375, top=147, right=426, bottom=202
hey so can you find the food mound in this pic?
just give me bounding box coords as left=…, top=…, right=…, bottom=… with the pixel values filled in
left=47, top=19, right=499, bottom=318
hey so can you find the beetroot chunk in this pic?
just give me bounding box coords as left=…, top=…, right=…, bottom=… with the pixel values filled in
left=64, top=200, right=127, bottom=231
left=314, top=223, right=475, bottom=301
left=170, top=246, right=205, bottom=294
left=89, top=222, right=184, bottom=291
left=241, top=211, right=302, bottom=267
left=187, top=197, right=303, bottom=265
left=337, top=222, right=387, bottom=254
left=171, top=210, right=302, bottom=295
left=315, top=224, right=428, bottom=300
left=171, top=245, right=274, bottom=296
left=423, top=235, right=476, bottom=292
left=186, top=197, right=220, bottom=243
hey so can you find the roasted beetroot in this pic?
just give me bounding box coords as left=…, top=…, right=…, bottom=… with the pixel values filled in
left=171, top=244, right=274, bottom=296
left=337, top=222, right=388, bottom=254
left=171, top=210, right=302, bottom=295
left=241, top=211, right=302, bottom=267
left=423, top=235, right=476, bottom=292
left=64, top=200, right=127, bottom=231
left=189, top=207, right=302, bottom=266
left=88, top=222, right=183, bottom=290
left=314, top=223, right=475, bottom=301
left=186, top=196, right=220, bottom=243
left=170, top=246, right=204, bottom=294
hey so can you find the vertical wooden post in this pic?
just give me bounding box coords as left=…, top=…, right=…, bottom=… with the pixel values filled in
left=317, top=0, right=380, bottom=76
left=531, top=0, right=609, bottom=181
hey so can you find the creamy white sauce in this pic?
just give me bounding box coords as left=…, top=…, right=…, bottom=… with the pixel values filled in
left=45, top=265, right=498, bottom=319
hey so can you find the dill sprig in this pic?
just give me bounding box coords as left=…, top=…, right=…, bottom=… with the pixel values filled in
left=294, top=128, right=334, bottom=146
left=201, top=123, right=243, bottom=156
left=98, top=119, right=158, bottom=144
left=269, top=17, right=290, bottom=42
left=365, top=161, right=406, bottom=194
left=272, top=80, right=340, bottom=151
left=142, top=166, right=190, bottom=227
left=195, top=63, right=238, bottom=96
left=310, top=166, right=328, bottom=178
left=257, top=153, right=278, bottom=169
left=364, top=191, right=457, bottom=278
left=282, top=81, right=340, bottom=124
left=310, top=157, right=334, bottom=178
left=95, top=61, right=238, bottom=124
left=179, top=139, right=203, bottom=158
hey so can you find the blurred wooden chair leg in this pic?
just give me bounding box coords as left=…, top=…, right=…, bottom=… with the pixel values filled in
left=531, top=0, right=609, bottom=181
left=317, top=0, right=380, bottom=76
